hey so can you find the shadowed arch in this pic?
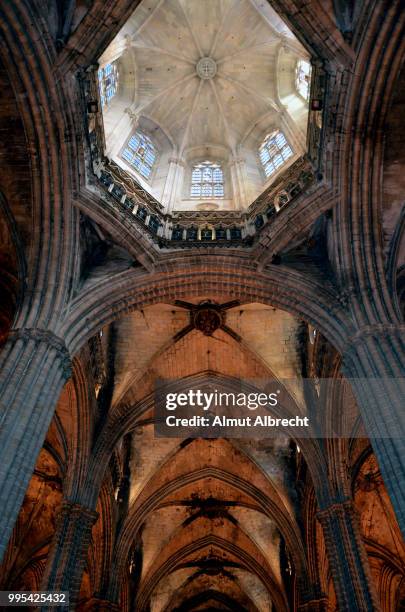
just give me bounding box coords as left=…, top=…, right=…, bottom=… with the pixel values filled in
left=62, top=263, right=350, bottom=357
left=167, top=588, right=254, bottom=612
left=136, top=533, right=288, bottom=612
left=107, top=456, right=309, bottom=602
left=89, top=370, right=326, bottom=478
left=0, top=0, right=77, bottom=330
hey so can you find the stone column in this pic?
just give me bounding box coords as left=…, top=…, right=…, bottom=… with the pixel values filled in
left=41, top=500, right=98, bottom=610
left=342, top=327, right=405, bottom=535
left=0, top=328, right=71, bottom=561
left=317, top=499, right=379, bottom=611
left=161, top=157, right=180, bottom=212
left=229, top=157, right=248, bottom=210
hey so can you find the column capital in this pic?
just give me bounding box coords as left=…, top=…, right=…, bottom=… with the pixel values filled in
left=316, top=497, right=354, bottom=519
left=7, top=328, right=71, bottom=379
left=315, top=496, right=379, bottom=610
left=41, top=499, right=99, bottom=606
left=58, top=499, right=99, bottom=524
left=341, top=323, right=405, bottom=356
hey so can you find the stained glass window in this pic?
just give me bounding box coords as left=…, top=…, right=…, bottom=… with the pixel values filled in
left=190, top=161, right=224, bottom=198
left=259, top=130, right=293, bottom=178
left=122, top=131, right=156, bottom=180
left=98, top=63, right=118, bottom=108
left=295, top=59, right=311, bottom=101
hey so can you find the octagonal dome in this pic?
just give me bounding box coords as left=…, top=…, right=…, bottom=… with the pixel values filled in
left=98, top=0, right=311, bottom=212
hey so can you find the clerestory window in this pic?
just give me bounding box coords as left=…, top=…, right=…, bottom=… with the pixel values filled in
left=259, top=130, right=293, bottom=178
left=98, top=63, right=119, bottom=108
left=295, top=59, right=311, bottom=101
left=122, top=131, right=157, bottom=180
left=190, top=161, right=224, bottom=198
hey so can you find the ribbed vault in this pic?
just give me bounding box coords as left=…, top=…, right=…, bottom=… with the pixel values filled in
left=99, top=0, right=310, bottom=211
left=0, top=1, right=404, bottom=611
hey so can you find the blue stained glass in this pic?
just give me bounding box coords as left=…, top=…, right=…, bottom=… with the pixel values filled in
left=98, top=63, right=118, bottom=108
left=260, top=130, right=293, bottom=179
left=202, top=183, right=212, bottom=196
left=214, top=184, right=224, bottom=196
left=190, top=160, right=224, bottom=199
left=213, top=168, right=223, bottom=181
left=122, top=130, right=156, bottom=180
left=202, top=167, right=212, bottom=180
left=122, top=149, right=134, bottom=164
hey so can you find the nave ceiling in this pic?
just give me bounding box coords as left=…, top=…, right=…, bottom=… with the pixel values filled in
left=0, top=0, right=404, bottom=610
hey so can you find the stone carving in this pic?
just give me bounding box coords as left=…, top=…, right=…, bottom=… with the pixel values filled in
left=193, top=307, right=223, bottom=335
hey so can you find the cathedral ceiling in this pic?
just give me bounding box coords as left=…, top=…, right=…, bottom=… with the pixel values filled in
left=1, top=0, right=404, bottom=609
left=89, top=299, right=306, bottom=609
left=107, top=301, right=304, bottom=406
left=98, top=0, right=310, bottom=211
left=104, top=0, right=295, bottom=154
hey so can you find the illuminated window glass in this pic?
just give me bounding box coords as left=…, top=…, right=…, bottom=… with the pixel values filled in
left=190, top=161, right=224, bottom=198
left=295, top=59, right=311, bottom=101
left=122, top=131, right=156, bottom=180
left=98, top=63, right=119, bottom=108
left=259, top=130, right=293, bottom=178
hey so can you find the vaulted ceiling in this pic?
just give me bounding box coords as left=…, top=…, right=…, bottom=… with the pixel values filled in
left=99, top=0, right=310, bottom=211
left=94, top=298, right=305, bottom=611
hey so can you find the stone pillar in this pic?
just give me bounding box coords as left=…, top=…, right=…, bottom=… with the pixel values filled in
left=161, top=157, right=179, bottom=212
left=317, top=499, right=379, bottom=611
left=342, top=327, right=405, bottom=535
left=229, top=157, right=248, bottom=210
left=41, top=500, right=98, bottom=610
left=0, top=329, right=71, bottom=561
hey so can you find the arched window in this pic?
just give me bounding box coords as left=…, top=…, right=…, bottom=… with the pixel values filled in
left=190, top=161, right=224, bottom=198
left=98, top=63, right=119, bottom=108
left=122, top=131, right=157, bottom=180
left=259, top=130, right=293, bottom=178
left=295, top=59, right=311, bottom=101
